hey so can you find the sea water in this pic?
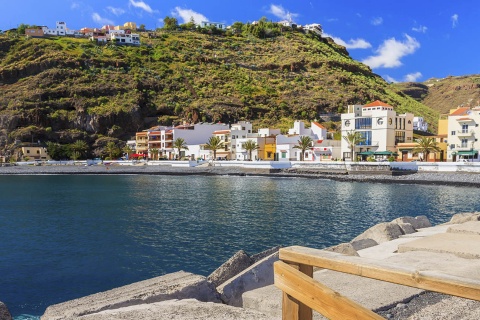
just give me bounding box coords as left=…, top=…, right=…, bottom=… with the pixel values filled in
left=0, top=174, right=478, bottom=319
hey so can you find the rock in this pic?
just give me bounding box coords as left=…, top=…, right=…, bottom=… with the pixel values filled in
left=397, top=223, right=416, bottom=235
left=447, top=212, right=480, bottom=224
left=324, top=243, right=359, bottom=256
left=0, top=301, right=12, bottom=320
left=41, top=271, right=220, bottom=320
left=217, top=252, right=279, bottom=307
left=350, top=238, right=378, bottom=250
left=74, top=299, right=275, bottom=320
left=250, top=246, right=280, bottom=264
left=207, top=250, right=251, bottom=288
left=392, top=216, right=432, bottom=229
left=352, top=222, right=404, bottom=244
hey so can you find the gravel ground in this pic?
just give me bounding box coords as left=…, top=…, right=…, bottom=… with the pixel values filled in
left=2, top=164, right=480, bottom=187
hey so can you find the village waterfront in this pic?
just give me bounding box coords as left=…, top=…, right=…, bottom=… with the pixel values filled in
left=2, top=170, right=480, bottom=319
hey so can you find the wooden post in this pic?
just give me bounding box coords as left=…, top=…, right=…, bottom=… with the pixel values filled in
left=282, top=262, right=313, bottom=320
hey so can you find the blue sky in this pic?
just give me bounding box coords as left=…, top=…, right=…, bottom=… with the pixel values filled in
left=1, top=0, right=479, bottom=83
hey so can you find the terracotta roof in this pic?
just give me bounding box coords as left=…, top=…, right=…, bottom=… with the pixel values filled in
left=312, top=122, right=326, bottom=129
left=363, top=100, right=393, bottom=108
left=213, top=130, right=231, bottom=134
left=456, top=117, right=472, bottom=121
left=450, top=107, right=470, bottom=116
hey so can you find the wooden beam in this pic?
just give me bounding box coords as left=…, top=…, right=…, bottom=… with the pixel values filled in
left=275, top=261, right=384, bottom=320
left=282, top=262, right=313, bottom=320
left=279, top=246, right=480, bottom=301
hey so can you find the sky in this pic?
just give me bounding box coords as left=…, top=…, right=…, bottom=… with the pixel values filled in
left=1, top=0, right=479, bottom=83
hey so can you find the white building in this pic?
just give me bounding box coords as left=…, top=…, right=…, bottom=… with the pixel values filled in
left=447, top=106, right=480, bottom=162
left=110, top=33, right=141, bottom=46
left=303, top=24, right=322, bottom=36
left=230, top=121, right=254, bottom=160
left=413, top=117, right=428, bottom=132
left=200, top=21, right=226, bottom=30
left=341, top=100, right=414, bottom=161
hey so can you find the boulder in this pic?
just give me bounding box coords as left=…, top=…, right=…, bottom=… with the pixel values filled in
left=447, top=212, right=480, bottom=224
left=207, top=250, right=251, bottom=288
left=41, top=271, right=220, bottom=320
left=217, top=252, right=279, bottom=307
left=324, top=243, right=359, bottom=256
left=350, top=238, right=378, bottom=251
left=392, top=216, right=432, bottom=230
left=398, top=223, right=416, bottom=235
left=0, top=301, right=12, bottom=320
left=250, top=246, right=280, bottom=264
left=352, top=222, right=404, bottom=244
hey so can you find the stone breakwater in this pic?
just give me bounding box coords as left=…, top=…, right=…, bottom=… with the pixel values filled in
left=2, top=164, right=480, bottom=187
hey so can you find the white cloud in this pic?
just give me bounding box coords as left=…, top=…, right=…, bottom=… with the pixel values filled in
left=371, top=17, right=383, bottom=26
left=129, top=0, right=154, bottom=14
left=362, top=34, right=420, bottom=69
left=92, top=12, right=114, bottom=26
left=71, top=2, right=80, bottom=10
left=412, top=25, right=427, bottom=33
left=324, top=33, right=371, bottom=49
left=404, top=72, right=422, bottom=82
left=268, top=4, right=299, bottom=21
left=107, top=6, right=125, bottom=16
left=451, top=14, right=459, bottom=28
left=172, top=7, right=208, bottom=24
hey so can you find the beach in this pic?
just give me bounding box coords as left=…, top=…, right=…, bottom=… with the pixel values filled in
left=2, top=163, right=480, bottom=187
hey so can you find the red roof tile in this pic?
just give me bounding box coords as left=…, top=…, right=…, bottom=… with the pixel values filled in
left=363, top=100, right=393, bottom=108
left=450, top=107, right=470, bottom=116
left=312, top=122, right=326, bottom=129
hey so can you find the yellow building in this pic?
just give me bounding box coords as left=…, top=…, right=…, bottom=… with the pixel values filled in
left=135, top=132, right=148, bottom=155
left=124, top=22, right=137, bottom=30
left=212, top=130, right=231, bottom=160
left=260, top=137, right=276, bottom=160
left=21, top=146, right=50, bottom=160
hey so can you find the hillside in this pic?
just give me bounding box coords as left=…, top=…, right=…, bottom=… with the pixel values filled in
left=0, top=28, right=439, bottom=155
left=392, top=75, right=480, bottom=115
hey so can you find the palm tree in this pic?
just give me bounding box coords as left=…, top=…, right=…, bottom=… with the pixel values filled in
left=122, top=145, right=134, bottom=159
left=242, top=140, right=259, bottom=160
left=149, top=148, right=159, bottom=160
left=343, top=131, right=365, bottom=161
left=173, top=138, right=189, bottom=160
left=205, top=136, right=223, bottom=160
left=293, top=136, right=313, bottom=161
left=71, top=140, right=88, bottom=159
left=412, top=137, right=440, bottom=162
left=105, top=142, right=120, bottom=160
left=70, top=151, right=81, bottom=161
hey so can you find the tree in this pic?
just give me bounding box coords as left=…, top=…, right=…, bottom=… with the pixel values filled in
left=231, top=22, right=244, bottom=34
left=293, top=136, right=313, bottom=161
left=70, top=151, right=81, bottom=161
left=149, top=148, right=159, bottom=160
left=342, top=131, right=365, bottom=161
left=163, top=16, right=178, bottom=30
left=122, top=145, right=134, bottom=159
left=70, top=140, right=88, bottom=159
left=173, top=138, right=189, bottom=159
left=412, top=137, right=440, bottom=162
left=138, top=24, right=146, bottom=31
left=242, top=140, right=259, bottom=160
left=46, top=141, right=69, bottom=160
left=105, top=142, right=120, bottom=160
left=205, top=136, right=223, bottom=160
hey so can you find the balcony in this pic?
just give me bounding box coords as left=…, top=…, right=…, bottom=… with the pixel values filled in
left=357, top=141, right=379, bottom=147
left=456, top=144, right=473, bottom=151
left=457, top=129, right=475, bottom=137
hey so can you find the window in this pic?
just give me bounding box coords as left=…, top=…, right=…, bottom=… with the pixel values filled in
left=355, top=118, right=372, bottom=129
left=344, top=120, right=350, bottom=127
left=461, top=139, right=468, bottom=148
left=281, top=152, right=286, bottom=159
left=450, top=144, right=455, bottom=149
left=377, top=118, right=384, bottom=125
left=27, top=150, right=30, bottom=154
left=357, top=131, right=372, bottom=146
left=451, top=131, right=456, bottom=136
left=389, top=118, right=393, bottom=125
left=395, top=131, right=406, bottom=144
left=462, top=124, right=468, bottom=133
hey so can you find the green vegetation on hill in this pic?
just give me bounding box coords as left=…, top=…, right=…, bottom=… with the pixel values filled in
left=392, top=75, right=480, bottom=115
left=0, top=26, right=438, bottom=152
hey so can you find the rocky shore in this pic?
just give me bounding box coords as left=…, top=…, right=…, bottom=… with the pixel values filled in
left=2, top=163, right=480, bottom=187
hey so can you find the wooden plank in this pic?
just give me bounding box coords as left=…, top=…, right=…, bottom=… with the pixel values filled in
left=282, top=262, right=313, bottom=320
left=274, top=261, right=384, bottom=320
left=279, top=246, right=480, bottom=301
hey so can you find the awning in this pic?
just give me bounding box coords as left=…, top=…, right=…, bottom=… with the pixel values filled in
left=358, top=151, right=374, bottom=156
left=457, top=150, right=478, bottom=156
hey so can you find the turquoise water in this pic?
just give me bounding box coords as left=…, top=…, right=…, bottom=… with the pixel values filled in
left=0, top=175, right=478, bottom=319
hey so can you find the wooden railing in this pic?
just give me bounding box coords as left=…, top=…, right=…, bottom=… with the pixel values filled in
left=274, top=246, right=480, bottom=320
